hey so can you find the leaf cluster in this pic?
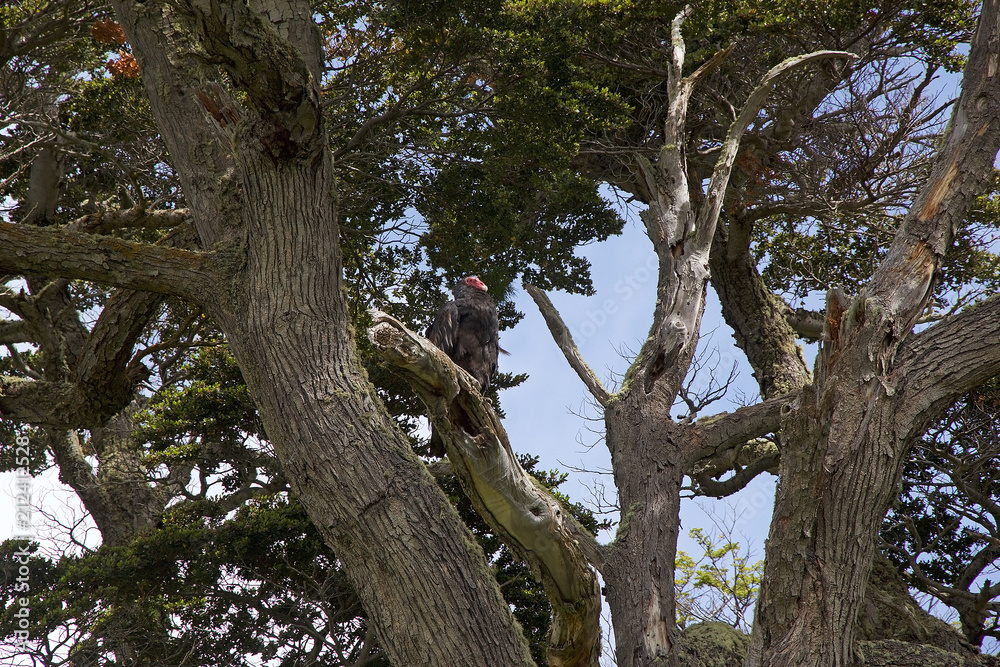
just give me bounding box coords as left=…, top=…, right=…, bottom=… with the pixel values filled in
left=675, top=526, right=762, bottom=633
left=1, top=499, right=384, bottom=667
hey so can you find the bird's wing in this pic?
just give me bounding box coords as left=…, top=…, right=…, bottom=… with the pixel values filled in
left=426, top=300, right=459, bottom=354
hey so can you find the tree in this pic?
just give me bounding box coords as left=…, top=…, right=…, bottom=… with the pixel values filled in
left=882, top=378, right=1000, bottom=650
left=3, top=1, right=1000, bottom=667
left=675, top=525, right=763, bottom=634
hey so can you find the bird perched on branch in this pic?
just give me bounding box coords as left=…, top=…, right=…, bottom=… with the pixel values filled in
left=425, top=275, right=502, bottom=456
left=426, top=275, right=501, bottom=392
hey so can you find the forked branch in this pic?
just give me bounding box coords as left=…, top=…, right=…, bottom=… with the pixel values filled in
left=695, top=50, right=858, bottom=247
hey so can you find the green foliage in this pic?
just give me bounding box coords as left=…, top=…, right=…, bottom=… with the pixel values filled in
left=137, top=345, right=263, bottom=458
left=1, top=499, right=386, bottom=667
left=1, top=2, right=171, bottom=224
left=756, top=179, right=1000, bottom=306
left=317, top=0, right=627, bottom=309
left=0, top=457, right=604, bottom=666
left=675, top=527, right=763, bottom=632
left=2, top=0, right=995, bottom=664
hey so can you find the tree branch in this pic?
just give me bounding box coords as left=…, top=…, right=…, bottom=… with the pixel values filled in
left=689, top=444, right=779, bottom=498
left=783, top=306, right=826, bottom=342
left=846, top=0, right=1000, bottom=343
left=896, top=294, right=1000, bottom=442
left=695, top=50, right=858, bottom=248
left=0, top=292, right=158, bottom=427
left=0, top=376, right=96, bottom=427
left=109, top=0, right=238, bottom=247
left=523, top=283, right=612, bottom=408
left=693, top=390, right=798, bottom=461
left=75, top=225, right=200, bottom=395
left=367, top=309, right=604, bottom=666
left=710, top=221, right=813, bottom=398
left=0, top=320, right=33, bottom=345
left=0, top=224, right=216, bottom=303
left=70, top=206, right=192, bottom=234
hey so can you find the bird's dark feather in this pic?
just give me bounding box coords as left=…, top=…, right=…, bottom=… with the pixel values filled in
left=426, top=279, right=500, bottom=391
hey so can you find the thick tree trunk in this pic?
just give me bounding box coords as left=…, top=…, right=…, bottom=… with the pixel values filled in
left=98, top=2, right=539, bottom=664
left=545, top=19, right=858, bottom=664
left=603, top=394, right=687, bottom=667
left=747, top=382, right=907, bottom=666
left=205, top=151, right=534, bottom=666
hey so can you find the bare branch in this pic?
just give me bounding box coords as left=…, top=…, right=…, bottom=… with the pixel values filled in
left=695, top=50, right=858, bottom=248
left=675, top=343, right=740, bottom=422
left=693, top=390, right=797, bottom=461
left=896, top=294, right=1000, bottom=441
left=0, top=320, right=33, bottom=345
left=523, top=283, right=612, bottom=408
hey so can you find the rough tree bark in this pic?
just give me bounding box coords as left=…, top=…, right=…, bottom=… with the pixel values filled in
left=367, top=309, right=604, bottom=666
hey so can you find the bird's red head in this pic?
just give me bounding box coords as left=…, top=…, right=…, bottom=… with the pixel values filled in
left=463, top=275, right=488, bottom=292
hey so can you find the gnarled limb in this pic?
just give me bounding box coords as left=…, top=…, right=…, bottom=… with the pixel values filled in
left=70, top=206, right=192, bottom=234
left=690, top=444, right=778, bottom=498
left=693, top=390, right=797, bottom=459
left=895, top=293, right=1000, bottom=442
left=368, top=309, right=604, bottom=667
left=686, top=392, right=795, bottom=497
left=710, top=223, right=812, bottom=397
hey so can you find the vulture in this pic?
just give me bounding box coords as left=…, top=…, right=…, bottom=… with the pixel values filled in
left=426, top=275, right=501, bottom=392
